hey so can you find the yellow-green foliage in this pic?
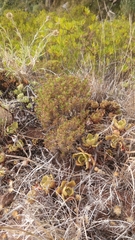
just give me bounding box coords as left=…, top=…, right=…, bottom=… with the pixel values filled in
left=0, top=10, right=57, bottom=73
left=88, top=17, right=131, bottom=75
left=35, top=76, right=90, bottom=153
left=56, top=180, right=76, bottom=200
left=0, top=6, right=134, bottom=76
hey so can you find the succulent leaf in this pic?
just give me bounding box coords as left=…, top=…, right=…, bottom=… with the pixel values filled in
left=40, top=174, right=55, bottom=194
left=6, top=121, right=18, bottom=134
left=105, top=134, right=124, bottom=149
left=113, top=118, right=127, bottom=131
left=56, top=180, right=76, bottom=200
left=73, top=149, right=95, bottom=169
left=82, top=133, right=99, bottom=147
left=90, top=109, right=105, bottom=123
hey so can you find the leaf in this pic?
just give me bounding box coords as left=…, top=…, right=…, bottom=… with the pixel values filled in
left=90, top=109, right=105, bottom=123
left=0, top=192, right=15, bottom=209
left=73, top=149, right=96, bottom=170
left=6, top=121, right=18, bottom=134
left=73, top=151, right=90, bottom=170
left=105, top=134, right=123, bottom=149
left=56, top=180, right=76, bottom=200
left=40, top=174, right=55, bottom=194
left=113, top=118, right=127, bottom=131
left=82, top=133, right=99, bottom=147
left=62, top=186, right=74, bottom=198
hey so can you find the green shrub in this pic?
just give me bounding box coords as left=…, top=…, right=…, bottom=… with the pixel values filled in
left=0, top=10, right=57, bottom=74
left=0, top=6, right=135, bottom=79
left=35, top=76, right=90, bottom=154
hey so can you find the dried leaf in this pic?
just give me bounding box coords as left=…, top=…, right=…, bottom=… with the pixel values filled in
left=27, top=189, right=37, bottom=204
left=0, top=152, right=5, bottom=163
left=126, top=216, right=134, bottom=223
left=0, top=192, right=15, bottom=209
left=113, top=205, right=121, bottom=216
left=0, top=167, right=6, bottom=177
left=0, top=106, right=12, bottom=127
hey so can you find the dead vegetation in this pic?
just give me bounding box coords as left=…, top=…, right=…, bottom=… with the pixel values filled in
left=0, top=71, right=135, bottom=240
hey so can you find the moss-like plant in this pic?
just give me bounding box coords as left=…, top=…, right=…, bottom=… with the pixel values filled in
left=44, top=116, right=85, bottom=154
left=36, top=76, right=90, bottom=128
left=82, top=133, right=99, bottom=148
left=40, top=175, right=55, bottom=194
left=36, top=76, right=90, bottom=154
left=56, top=180, right=76, bottom=200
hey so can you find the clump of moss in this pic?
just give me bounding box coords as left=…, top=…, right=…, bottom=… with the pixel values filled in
left=35, top=75, right=90, bottom=154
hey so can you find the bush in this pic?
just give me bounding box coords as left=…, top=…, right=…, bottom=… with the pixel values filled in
left=0, top=6, right=135, bottom=80
left=35, top=75, right=90, bottom=154
left=0, top=10, right=57, bottom=75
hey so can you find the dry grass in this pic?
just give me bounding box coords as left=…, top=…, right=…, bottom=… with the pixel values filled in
left=1, top=6, right=135, bottom=239
left=0, top=76, right=135, bottom=240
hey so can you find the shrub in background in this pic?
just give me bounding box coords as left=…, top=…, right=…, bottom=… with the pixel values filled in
left=0, top=10, right=57, bottom=75
left=0, top=6, right=135, bottom=81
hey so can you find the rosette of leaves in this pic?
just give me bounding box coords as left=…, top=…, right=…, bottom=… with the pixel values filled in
left=113, top=118, right=127, bottom=131
left=100, top=100, right=121, bottom=115
left=14, top=84, right=29, bottom=103
left=100, top=100, right=112, bottom=109
left=86, top=100, right=99, bottom=111
left=73, top=149, right=95, bottom=170
left=105, top=133, right=124, bottom=149
left=6, top=121, right=18, bottom=134
left=7, top=139, right=24, bottom=153
left=14, top=84, right=24, bottom=95
left=90, top=109, right=105, bottom=123
left=82, top=133, right=99, bottom=148
left=17, top=93, right=29, bottom=103
left=40, top=174, right=55, bottom=194
left=56, top=180, right=76, bottom=200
